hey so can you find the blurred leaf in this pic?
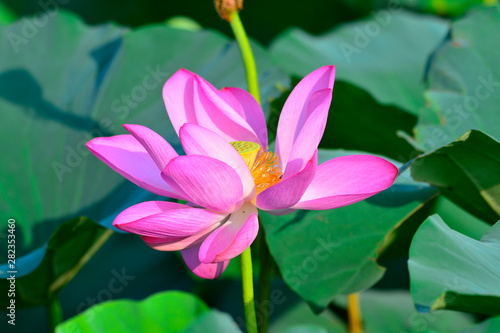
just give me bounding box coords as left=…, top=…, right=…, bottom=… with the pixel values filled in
left=270, top=10, right=448, bottom=114
left=411, top=130, right=500, bottom=224
left=278, top=325, right=332, bottom=333
left=408, top=214, right=500, bottom=315
left=400, top=0, right=484, bottom=17
left=415, top=5, right=500, bottom=151
left=0, top=1, right=15, bottom=24
left=165, top=16, right=202, bottom=31
left=182, top=310, right=243, bottom=333
left=55, top=291, right=230, bottom=333
left=260, top=149, right=437, bottom=309
left=269, top=299, right=346, bottom=333
left=0, top=217, right=112, bottom=309
left=461, top=317, right=500, bottom=333
left=269, top=300, right=346, bottom=333
left=0, top=10, right=288, bottom=278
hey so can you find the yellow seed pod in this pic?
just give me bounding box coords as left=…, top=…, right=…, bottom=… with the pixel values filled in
left=230, top=141, right=260, bottom=166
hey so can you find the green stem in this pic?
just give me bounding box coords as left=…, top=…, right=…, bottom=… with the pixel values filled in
left=240, top=247, right=258, bottom=333
left=257, top=229, right=272, bottom=333
left=229, top=11, right=261, bottom=104
left=47, top=295, right=63, bottom=332
left=229, top=10, right=262, bottom=333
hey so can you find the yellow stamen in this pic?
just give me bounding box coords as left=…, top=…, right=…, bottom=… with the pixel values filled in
left=230, top=141, right=282, bottom=196
left=251, top=149, right=282, bottom=195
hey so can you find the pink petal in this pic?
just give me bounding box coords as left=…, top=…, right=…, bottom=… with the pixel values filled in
left=282, top=89, right=332, bottom=179
left=181, top=245, right=229, bottom=279
left=162, top=69, right=196, bottom=133
left=113, top=201, right=185, bottom=225
left=162, top=69, right=259, bottom=142
left=192, top=77, right=260, bottom=142
left=161, top=155, right=244, bottom=214
left=199, top=202, right=258, bottom=263
left=123, top=124, right=178, bottom=170
left=276, top=65, right=335, bottom=171
left=214, top=212, right=259, bottom=263
left=114, top=202, right=226, bottom=238
left=219, top=87, right=268, bottom=147
left=293, top=155, right=398, bottom=210
left=256, top=152, right=317, bottom=211
left=87, top=135, right=184, bottom=199
left=141, top=220, right=224, bottom=251
left=179, top=124, right=256, bottom=200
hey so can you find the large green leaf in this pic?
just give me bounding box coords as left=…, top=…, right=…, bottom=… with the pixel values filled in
left=0, top=217, right=112, bottom=308
left=415, top=5, right=500, bottom=151
left=431, top=196, right=491, bottom=240
left=270, top=10, right=448, bottom=114
left=260, top=149, right=437, bottom=309
left=55, top=291, right=241, bottom=333
left=411, top=130, right=500, bottom=224
left=0, top=11, right=288, bottom=275
left=379, top=192, right=493, bottom=265
left=408, top=214, right=500, bottom=315
left=0, top=11, right=127, bottom=264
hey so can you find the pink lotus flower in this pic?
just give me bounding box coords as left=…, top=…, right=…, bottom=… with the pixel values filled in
left=87, top=66, right=398, bottom=279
